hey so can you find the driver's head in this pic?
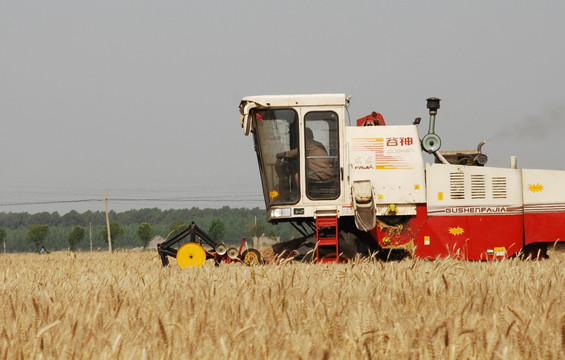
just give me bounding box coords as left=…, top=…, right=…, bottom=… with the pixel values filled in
left=305, top=127, right=314, bottom=141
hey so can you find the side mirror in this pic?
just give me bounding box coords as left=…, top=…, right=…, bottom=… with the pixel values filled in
left=241, top=114, right=251, bottom=135
left=240, top=102, right=257, bottom=136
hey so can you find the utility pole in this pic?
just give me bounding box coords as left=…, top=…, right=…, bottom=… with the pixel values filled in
left=253, top=216, right=257, bottom=248
left=104, top=191, right=112, bottom=253
left=89, top=222, right=92, bottom=252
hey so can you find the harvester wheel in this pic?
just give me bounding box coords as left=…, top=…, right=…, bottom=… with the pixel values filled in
left=177, top=242, right=207, bottom=268
left=241, top=249, right=263, bottom=266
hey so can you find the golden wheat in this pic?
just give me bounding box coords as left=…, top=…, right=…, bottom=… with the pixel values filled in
left=0, top=249, right=563, bottom=359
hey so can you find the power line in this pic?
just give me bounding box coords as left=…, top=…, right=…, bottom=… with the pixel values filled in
left=0, top=183, right=265, bottom=210
left=0, top=197, right=264, bottom=207
left=0, top=199, right=101, bottom=206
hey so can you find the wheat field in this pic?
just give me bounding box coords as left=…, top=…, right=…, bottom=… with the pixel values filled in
left=0, top=249, right=563, bottom=359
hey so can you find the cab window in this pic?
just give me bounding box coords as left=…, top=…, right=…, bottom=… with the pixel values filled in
left=304, top=111, right=340, bottom=200
left=253, top=109, right=300, bottom=205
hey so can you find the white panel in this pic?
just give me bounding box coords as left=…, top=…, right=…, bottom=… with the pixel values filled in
left=346, top=125, right=426, bottom=205
left=426, top=163, right=523, bottom=216
left=522, top=169, right=565, bottom=205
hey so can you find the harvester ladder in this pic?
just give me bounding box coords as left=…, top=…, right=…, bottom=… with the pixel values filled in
left=315, top=215, right=339, bottom=263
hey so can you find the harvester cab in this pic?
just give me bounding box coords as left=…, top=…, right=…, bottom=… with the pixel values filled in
left=240, top=94, right=565, bottom=261
left=239, top=94, right=429, bottom=225
left=240, top=95, right=345, bottom=217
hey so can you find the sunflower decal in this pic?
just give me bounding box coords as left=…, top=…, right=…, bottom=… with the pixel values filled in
left=269, top=190, right=279, bottom=200
left=449, top=227, right=465, bottom=236
left=528, top=183, right=544, bottom=193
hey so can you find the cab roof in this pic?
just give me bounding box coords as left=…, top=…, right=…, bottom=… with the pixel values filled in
left=241, top=94, right=346, bottom=108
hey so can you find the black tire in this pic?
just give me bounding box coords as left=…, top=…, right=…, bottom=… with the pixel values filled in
left=241, top=248, right=263, bottom=265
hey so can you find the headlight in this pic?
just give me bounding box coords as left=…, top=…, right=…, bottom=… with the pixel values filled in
left=271, top=208, right=291, bottom=218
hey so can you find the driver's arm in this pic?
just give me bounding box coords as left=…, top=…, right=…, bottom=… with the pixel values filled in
left=277, top=148, right=298, bottom=158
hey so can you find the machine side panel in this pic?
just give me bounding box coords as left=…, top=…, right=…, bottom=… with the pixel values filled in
left=414, top=212, right=524, bottom=259
left=369, top=204, right=428, bottom=250
left=522, top=169, right=565, bottom=245
left=422, top=163, right=524, bottom=259
left=346, top=125, right=426, bottom=209
left=426, top=163, right=523, bottom=211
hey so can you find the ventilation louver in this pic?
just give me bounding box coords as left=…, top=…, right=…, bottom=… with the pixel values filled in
left=450, top=173, right=465, bottom=199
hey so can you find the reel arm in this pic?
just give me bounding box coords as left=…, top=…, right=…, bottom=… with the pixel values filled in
left=157, top=222, right=219, bottom=267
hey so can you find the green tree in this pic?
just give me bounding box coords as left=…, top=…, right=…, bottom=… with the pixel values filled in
left=246, top=221, right=276, bottom=239
left=61, top=210, right=83, bottom=227
left=208, top=218, right=225, bottom=241
left=26, top=224, right=50, bottom=252
left=168, top=220, right=187, bottom=237
left=137, top=222, right=154, bottom=249
left=0, top=227, right=6, bottom=253
left=68, top=225, right=86, bottom=251
left=100, top=222, right=124, bottom=244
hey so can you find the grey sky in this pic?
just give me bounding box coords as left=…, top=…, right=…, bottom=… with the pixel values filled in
left=2, top=1, right=564, bottom=214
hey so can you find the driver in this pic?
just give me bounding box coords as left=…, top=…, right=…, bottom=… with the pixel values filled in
left=276, top=128, right=334, bottom=184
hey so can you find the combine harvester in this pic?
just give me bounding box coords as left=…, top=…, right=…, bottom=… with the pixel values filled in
left=237, top=94, right=564, bottom=262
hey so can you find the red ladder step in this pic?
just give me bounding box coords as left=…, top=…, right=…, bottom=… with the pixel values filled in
left=316, top=215, right=339, bottom=263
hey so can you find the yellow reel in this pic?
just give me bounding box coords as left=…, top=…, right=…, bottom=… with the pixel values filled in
left=176, top=243, right=206, bottom=268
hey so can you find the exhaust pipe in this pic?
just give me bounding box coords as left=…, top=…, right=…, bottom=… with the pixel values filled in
left=474, top=140, right=488, bottom=165
left=421, top=97, right=442, bottom=153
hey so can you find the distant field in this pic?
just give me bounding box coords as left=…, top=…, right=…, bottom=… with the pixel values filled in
left=1, top=249, right=563, bottom=359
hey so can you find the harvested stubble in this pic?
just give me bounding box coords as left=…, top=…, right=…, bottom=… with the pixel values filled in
left=0, top=250, right=564, bottom=359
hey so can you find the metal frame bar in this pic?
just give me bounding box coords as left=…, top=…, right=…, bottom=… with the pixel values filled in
left=157, top=221, right=219, bottom=266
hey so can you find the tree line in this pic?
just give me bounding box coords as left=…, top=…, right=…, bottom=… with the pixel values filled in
left=0, top=206, right=294, bottom=253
